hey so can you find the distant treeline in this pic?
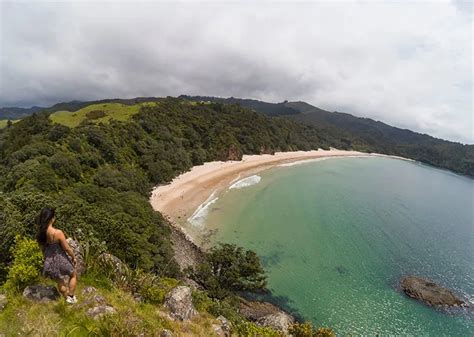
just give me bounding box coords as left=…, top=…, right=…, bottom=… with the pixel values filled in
left=0, top=98, right=333, bottom=282
left=182, top=95, right=474, bottom=177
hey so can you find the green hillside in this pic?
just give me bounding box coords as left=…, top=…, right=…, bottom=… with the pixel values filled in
left=49, top=102, right=157, bottom=128
left=182, top=96, right=474, bottom=177
left=0, top=98, right=338, bottom=335
left=0, top=120, right=20, bottom=129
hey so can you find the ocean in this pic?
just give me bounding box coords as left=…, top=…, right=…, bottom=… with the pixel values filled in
left=184, top=156, right=474, bottom=335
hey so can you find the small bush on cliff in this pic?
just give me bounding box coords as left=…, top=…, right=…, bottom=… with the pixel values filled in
left=289, top=322, right=336, bottom=337
left=4, top=236, right=43, bottom=292
left=136, top=274, right=179, bottom=304
left=234, top=321, right=281, bottom=337
left=289, top=322, right=314, bottom=336
left=187, top=243, right=266, bottom=299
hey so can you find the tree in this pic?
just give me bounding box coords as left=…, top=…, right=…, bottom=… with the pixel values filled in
left=188, top=243, right=267, bottom=299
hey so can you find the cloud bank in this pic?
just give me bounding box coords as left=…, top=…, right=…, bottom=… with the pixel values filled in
left=0, top=1, right=472, bottom=143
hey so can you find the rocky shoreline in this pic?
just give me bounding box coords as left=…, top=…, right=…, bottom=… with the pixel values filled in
left=167, top=221, right=298, bottom=333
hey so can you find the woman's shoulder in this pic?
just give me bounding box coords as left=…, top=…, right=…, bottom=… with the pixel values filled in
left=54, top=229, right=66, bottom=240
left=48, top=228, right=65, bottom=243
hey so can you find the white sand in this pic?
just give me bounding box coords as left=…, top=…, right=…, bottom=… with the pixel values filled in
left=150, top=149, right=374, bottom=224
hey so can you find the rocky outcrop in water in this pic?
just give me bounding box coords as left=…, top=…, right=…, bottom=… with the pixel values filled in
left=401, top=276, right=467, bottom=307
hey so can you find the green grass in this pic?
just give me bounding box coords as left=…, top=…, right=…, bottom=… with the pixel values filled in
left=49, top=102, right=158, bottom=128
left=0, top=119, right=20, bottom=129
left=0, top=273, right=220, bottom=336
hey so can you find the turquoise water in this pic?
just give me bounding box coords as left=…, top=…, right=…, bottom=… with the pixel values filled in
left=187, top=157, right=474, bottom=335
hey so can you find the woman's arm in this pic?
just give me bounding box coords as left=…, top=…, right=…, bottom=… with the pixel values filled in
left=57, top=230, right=76, bottom=266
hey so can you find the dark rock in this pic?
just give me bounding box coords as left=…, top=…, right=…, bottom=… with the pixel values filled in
left=23, top=285, right=60, bottom=302
left=164, top=286, right=198, bottom=321
left=86, top=305, right=117, bottom=320
left=67, top=238, right=85, bottom=276
left=0, top=294, right=8, bottom=311
left=401, top=276, right=467, bottom=307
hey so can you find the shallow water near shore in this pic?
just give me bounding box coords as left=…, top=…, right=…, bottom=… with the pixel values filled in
left=186, top=157, right=474, bottom=335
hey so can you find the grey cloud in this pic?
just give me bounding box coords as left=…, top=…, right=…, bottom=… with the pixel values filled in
left=0, top=1, right=472, bottom=143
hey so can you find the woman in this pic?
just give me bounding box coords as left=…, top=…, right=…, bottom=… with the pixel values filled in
left=36, top=207, right=78, bottom=304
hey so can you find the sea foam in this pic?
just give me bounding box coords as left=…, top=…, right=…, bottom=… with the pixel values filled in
left=278, top=157, right=331, bottom=167
left=278, top=155, right=371, bottom=167
left=229, top=175, right=261, bottom=189
left=187, top=191, right=218, bottom=228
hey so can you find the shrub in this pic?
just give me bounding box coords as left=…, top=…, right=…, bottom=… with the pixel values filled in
left=289, top=322, right=336, bottom=337
left=86, top=110, right=106, bottom=120
left=187, top=243, right=267, bottom=299
left=192, top=290, right=214, bottom=312
left=4, top=236, right=44, bottom=292
left=315, top=327, right=336, bottom=337
left=289, top=322, right=314, bottom=337
left=135, top=274, right=179, bottom=304
left=233, top=321, right=281, bottom=337
left=207, top=296, right=243, bottom=324
left=74, top=228, right=108, bottom=273
left=49, top=152, right=82, bottom=181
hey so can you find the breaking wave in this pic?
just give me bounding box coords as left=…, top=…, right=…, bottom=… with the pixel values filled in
left=278, top=157, right=331, bottom=167
left=187, top=191, right=218, bottom=228
left=229, top=175, right=261, bottom=189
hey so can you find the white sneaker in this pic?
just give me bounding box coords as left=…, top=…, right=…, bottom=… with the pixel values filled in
left=66, top=295, right=77, bottom=304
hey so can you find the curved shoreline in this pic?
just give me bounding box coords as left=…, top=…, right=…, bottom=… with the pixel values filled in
left=149, top=149, right=410, bottom=235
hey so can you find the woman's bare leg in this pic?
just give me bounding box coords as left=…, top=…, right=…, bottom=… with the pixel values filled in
left=57, top=279, right=68, bottom=297
left=68, top=271, right=77, bottom=296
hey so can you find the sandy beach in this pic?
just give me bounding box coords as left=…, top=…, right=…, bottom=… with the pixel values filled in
left=150, top=149, right=377, bottom=225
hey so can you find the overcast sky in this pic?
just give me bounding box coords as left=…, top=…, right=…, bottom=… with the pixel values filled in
left=0, top=1, right=472, bottom=143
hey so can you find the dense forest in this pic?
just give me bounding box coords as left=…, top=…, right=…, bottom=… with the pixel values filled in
left=182, top=96, right=474, bottom=177
left=0, top=98, right=333, bottom=283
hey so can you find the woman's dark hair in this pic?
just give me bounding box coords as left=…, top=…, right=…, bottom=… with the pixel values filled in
left=36, top=207, right=55, bottom=247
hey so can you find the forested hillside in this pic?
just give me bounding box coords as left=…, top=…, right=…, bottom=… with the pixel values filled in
left=0, top=98, right=331, bottom=282
left=181, top=96, right=474, bottom=177
left=4, top=95, right=472, bottom=176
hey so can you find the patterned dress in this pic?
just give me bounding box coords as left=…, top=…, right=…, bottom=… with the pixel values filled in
left=42, top=241, right=75, bottom=280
